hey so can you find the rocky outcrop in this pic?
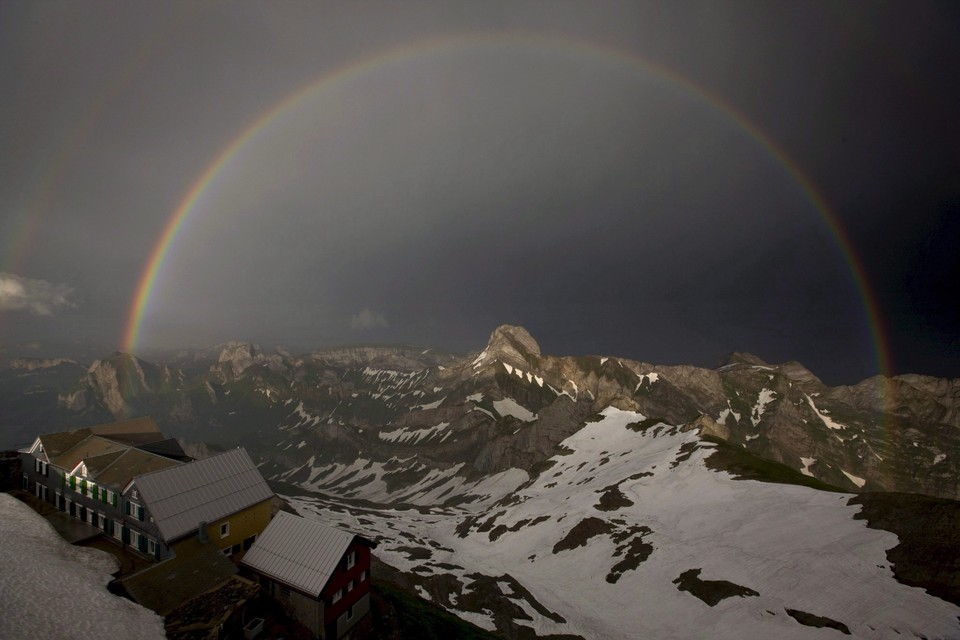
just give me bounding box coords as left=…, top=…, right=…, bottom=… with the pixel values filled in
left=9, top=357, right=79, bottom=371
left=5, top=324, right=958, bottom=501
left=86, top=358, right=128, bottom=418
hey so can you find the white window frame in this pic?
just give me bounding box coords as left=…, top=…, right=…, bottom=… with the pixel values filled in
left=113, top=522, right=123, bottom=541
left=148, top=539, right=156, bottom=555
left=346, top=604, right=354, bottom=621
left=332, top=589, right=342, bottom=604
left=220, top=521, right=230, bottom=538
left=129, top=529, right=140, bottom=548
left=346, top=550, right=355, bottom=570
left=360, top=570, right=367, bottom=582
left=221, top=547, right=232, bottom=557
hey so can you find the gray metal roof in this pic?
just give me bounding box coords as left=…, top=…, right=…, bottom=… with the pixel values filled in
left=241, top=511, right=355, bottom=597
left=133, top=448, right=273, bottom=542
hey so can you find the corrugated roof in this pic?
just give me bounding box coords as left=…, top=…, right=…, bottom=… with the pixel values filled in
left=88, top=416, right=162, bottom=437
left=241, top=512, right=355, bottom=597
left=133, top=448, right=273, bottom=543
left=39, top=428, right=92, bottom=459
left=37, top=418, right=163, bottom=461
left=93, top=448, right=182, bottom=487
left=81, top=450, right=126, bottom=476
left=52, top=435, right=128, bottom=471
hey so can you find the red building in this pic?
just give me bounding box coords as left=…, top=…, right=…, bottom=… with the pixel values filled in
left=241, top=511, right=375, bottom=639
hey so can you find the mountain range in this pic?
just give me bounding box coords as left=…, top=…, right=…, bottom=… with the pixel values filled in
left=2, top=325, right=958, bottom=638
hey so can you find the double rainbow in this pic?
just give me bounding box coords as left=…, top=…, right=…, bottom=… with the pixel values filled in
left=121, top=32, right=890, bottom=379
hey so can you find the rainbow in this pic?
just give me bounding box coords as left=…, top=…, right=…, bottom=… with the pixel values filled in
left=122, top=32, right=891, bottom=379
left=2, top=5, right=200, bottom=277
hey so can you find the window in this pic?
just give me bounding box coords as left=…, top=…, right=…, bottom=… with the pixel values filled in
left=346, top=550, right=355, bottom=570
left=129, top=530, right=140, bottom=548
left=104, top=489, right=113, bottom=505
left=219, top=522, right=229, bottom=538
left=87, top=509, right=96, bottom=525
left=148, top=539, right=156, bottom=556
left=22, top=474, right=28, bottom=490
left=332, top=589, right=342, bottom=604
left=360, top=570, right=367, bottom=582
left=347, top=579, right=354, bottom=593
left=221, top=547, right=232, bottom=557
left=346, top=604, right=354, bottom=621
left=34, top=458, right=41, bottom=473
left=98, top=513, right=106, bottom=530
left=243, top=534, right=257, bottom=551
left=113, top=523, right=123, bottom=541
left=131, top=489, right=138, bottom=499
left=41, top=461, right=48, bottom=477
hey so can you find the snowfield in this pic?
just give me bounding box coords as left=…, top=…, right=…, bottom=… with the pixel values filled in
left=285, top=407, right=960, bottom=640
left=0, top=493, right=166, bottom=639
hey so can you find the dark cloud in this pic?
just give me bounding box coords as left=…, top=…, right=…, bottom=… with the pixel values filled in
left=0, top=1, right=957, bottom=384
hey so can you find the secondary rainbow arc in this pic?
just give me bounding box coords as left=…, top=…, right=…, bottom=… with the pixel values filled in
left=122, top=31, right=891, bottom=380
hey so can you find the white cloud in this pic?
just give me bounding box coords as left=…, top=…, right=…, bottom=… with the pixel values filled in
left=0, top=272, right=75, bottom=315
left=350, top=308, right=389, bottom=331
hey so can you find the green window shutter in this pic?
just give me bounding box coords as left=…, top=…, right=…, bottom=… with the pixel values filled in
left=80, top=479, right=87, bottom=494
left=69, top=476, right=76, bottom=490
left=112, top=493, right=118, bottom=508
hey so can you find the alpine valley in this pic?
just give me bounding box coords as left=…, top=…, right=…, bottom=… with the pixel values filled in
left=2, top=325, right=959, bottom=639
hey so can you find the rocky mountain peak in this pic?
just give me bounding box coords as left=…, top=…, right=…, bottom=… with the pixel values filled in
left=215, top=342, right=262, bottom=378
left=484, top=325, right=541, bottom=361
left=718, top=351, right=769, bottom=368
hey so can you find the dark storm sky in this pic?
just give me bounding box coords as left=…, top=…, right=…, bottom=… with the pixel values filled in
left=0, top=1, right=957, bottom=385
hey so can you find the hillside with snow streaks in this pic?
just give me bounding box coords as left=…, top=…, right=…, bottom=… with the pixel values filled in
left=285, top=407, right=960, bottom=640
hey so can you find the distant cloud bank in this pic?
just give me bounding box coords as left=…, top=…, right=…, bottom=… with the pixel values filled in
left=0, top=272, right=74, bottom=315
left=350, top=308, right=389, bottom=331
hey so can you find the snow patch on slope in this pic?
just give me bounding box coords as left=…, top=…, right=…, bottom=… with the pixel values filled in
left=0, top=494, right=165, bottom=639
left=751, top=389, right=777, bottom=426
left=805, top=395, right=848, bottom=430
left=493, top=398, right=537, bottom=422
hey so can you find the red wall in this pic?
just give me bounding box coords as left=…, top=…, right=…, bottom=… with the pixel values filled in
left=322, top=539, right=372, bottom=624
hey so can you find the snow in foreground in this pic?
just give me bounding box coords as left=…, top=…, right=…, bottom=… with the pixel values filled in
left=0, top=494, right=166, bottom=640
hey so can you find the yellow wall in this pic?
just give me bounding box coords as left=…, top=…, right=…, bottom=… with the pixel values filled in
left=171, top=499, right=272, bottom=561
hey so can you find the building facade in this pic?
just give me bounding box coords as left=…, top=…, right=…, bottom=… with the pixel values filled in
left=241, top=511, right=375, bottom=639
left=20, top=419, right=273, bottom=564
